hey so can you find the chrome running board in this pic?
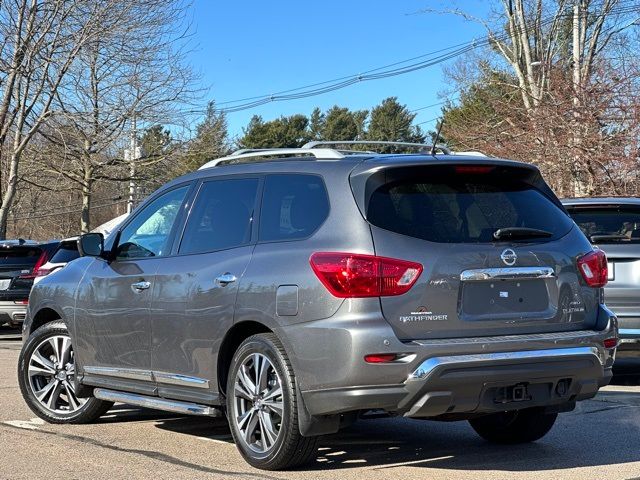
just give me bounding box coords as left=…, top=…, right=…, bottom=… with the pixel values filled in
left=93, top=388, right=222, bottom=417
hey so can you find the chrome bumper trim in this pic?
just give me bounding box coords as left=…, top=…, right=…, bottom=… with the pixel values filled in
left=460, top=267, right=555, bottom=281
left=408, top=346, right=603, bottom=381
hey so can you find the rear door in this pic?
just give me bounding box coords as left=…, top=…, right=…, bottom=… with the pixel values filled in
left=353, top=161, right=598, bottom=340
left=150, top=177, right=260, bottom=403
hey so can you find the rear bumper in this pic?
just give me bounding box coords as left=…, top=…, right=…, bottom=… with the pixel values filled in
left=0, top=300, right=27, bottom=324
left=0, top=301, right=27, bottom=325
left=303, top=346, right=611, bottom=418
left=285, top=303, right=617, bottom=419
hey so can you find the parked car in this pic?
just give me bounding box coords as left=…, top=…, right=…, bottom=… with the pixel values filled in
left=32, top=237, right=80, bottom=286
left=0, top=239, right=59, bottom=326
left=563, top=197, right=640, bottom=361
left=19, top=143, right=617, bottom=470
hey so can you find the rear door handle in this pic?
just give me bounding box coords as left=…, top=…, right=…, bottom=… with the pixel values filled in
left=215, top=273, right=237, bottom=287
left=131, top=281, right=151, bottom=292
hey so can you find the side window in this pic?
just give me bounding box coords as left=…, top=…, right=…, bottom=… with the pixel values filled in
left=116, top=185, right=189, bottom=259
left=259, top=174, right=330, bottom=242
left=179, top=178, right=259, bottom=254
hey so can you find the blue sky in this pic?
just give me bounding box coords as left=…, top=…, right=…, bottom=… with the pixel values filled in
left=188, top=1, right=491, bottom=139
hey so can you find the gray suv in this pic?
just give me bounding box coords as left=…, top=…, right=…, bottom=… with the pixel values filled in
left=18, top=144, right=618, bottom=470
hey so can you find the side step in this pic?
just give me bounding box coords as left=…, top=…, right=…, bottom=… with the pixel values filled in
left=94, top=388, right=223, bottom=417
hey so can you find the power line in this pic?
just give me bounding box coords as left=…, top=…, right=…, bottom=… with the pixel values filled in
left=186, top=3, right=638, bottom=116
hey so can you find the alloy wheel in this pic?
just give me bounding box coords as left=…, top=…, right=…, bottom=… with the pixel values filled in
left=232, top=352, right=284, bottom=454
left=27, top=334, right=86, bottom=414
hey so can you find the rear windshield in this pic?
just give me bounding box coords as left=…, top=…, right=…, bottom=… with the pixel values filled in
left=367, top=172, right=573, bottom=243
left=565, top=205, right=640, bottom=243
left=0, top=246, right=42, bottom=265
left=50, top=243, right=80, bottom=263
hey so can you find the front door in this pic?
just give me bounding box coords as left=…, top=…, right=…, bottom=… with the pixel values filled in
left=75, top=185, right=191, bottom=393
left=151, top=177, right=259, bottom=404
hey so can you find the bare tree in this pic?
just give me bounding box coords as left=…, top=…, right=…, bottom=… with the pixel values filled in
left=31, top=0, right=197, bottom=232
left=0, top=0, right=128, bottom=238
left=433, top=0, right=640, bottom=196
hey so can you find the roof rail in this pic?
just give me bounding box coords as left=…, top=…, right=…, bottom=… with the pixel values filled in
left=302, top=140, right=452, bottom=155
left=198, top=148, right=345, bottom=170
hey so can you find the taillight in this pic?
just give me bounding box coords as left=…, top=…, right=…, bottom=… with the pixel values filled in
left=13, top=299, right=28, bottom=305
left=603, top=338, right=618, bottom=349
left=309, top=252, right=423, bottom=298
left=577, top=249, right=608, bottom=288
left=19, top=251, right=49, bottom=280
left=35, top=268, right=51, bottom=278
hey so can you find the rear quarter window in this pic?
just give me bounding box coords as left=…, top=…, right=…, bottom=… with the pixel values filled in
left=367, top=168, right=573, bottom=243
left=259, top=174, right=330, bottom=242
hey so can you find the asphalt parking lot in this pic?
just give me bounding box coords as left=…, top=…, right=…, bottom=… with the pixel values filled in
left=2, top=326, right=640, bottom=480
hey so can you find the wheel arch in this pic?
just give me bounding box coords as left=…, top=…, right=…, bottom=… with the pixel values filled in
left=29, top=306, right=65, bottom=336
left=217, top=320, right=273, bottom=397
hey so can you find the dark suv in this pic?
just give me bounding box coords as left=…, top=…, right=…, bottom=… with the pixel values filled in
left=0, top=239, right=58, bottom=326
left=19, top=144, right=617, bottom=470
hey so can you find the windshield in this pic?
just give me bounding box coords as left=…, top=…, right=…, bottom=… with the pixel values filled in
left=565, top=205, right=640, bottom=243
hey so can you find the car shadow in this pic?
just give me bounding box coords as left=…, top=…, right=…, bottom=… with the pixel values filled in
left=150, top=404, right=640, bottom=473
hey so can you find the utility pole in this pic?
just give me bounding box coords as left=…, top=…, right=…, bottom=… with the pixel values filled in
left=126, top=114, right=139, bottom=213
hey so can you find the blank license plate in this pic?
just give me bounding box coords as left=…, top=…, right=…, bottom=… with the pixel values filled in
left=0, top=279, right=11, bottom=290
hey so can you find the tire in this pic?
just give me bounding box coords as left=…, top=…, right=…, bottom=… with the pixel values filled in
left=226, top=333, right=319, bottom=470
left=17, top=320, right=113, bottom=424
left=469, top=407, right=558, bottom=444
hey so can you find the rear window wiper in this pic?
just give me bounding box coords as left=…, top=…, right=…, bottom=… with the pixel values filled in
left=493, top=227, right=553, bottom=240
left=589, top=234, right=629, bottom=243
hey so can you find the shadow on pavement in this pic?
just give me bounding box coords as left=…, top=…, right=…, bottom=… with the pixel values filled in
left=0, top=324, right=22, bottom=339
left=300, top=414, right=640, bottom=472
left=147, top=405, right=640, bottom=473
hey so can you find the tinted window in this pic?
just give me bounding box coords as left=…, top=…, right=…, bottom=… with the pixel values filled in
left=50, top=243, right=80, bottom=263
left=259, top=174, right=329, bottom=242
left=117, top=185, right=189, bottom=259
left=566, top=205, right=640, bottom=243
left=179, top=178, right=258, bottom=254
left=367, top=171, right=573, bottom=243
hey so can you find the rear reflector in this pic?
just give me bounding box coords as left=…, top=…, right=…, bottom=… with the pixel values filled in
left=364, top=354, right=399, bottom=364
left=603, top=338, right=618, bottom=349
left=309, top=252, right=422, bottom=298
left=13, top=299, right=28, bottom=305
left=577, top=249, right=608, bottom=288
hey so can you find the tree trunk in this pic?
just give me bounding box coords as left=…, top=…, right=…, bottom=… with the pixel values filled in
left=80, top=165, right=93, bottom=233
left=0, top=150, right=21, bottom=239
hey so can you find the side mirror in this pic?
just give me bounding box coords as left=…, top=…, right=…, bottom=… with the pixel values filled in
left=78, top=233, right=104, bottom=257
